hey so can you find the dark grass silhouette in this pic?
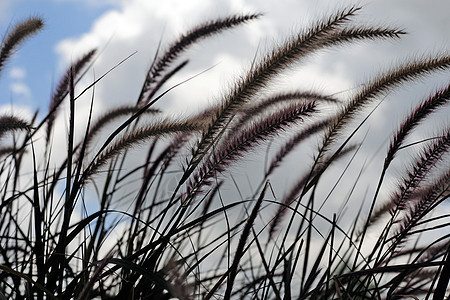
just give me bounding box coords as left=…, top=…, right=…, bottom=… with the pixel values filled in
left=0, top=7, right=449, bottom=299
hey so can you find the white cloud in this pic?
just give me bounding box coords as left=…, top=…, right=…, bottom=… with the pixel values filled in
left=49, top=0, right=449, bottom=214
left=10, top=82, right=31, bottom=99
left=0, top=103, right=33, bottom=120
left=54, top=0, right=268, bottom=117
left=9, top=67, right=26, bottom=80
left=54, top=0, right=449, bottom=114
left=7, top=67, right=32, bottom=102
left=48, top=0, right=449, bottom=167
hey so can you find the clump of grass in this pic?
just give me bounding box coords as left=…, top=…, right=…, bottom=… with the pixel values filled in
left=0, top=7, right=449, bottom=300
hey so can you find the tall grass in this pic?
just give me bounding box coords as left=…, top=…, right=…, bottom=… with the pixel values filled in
left=0, top=7, right=449, bottom=299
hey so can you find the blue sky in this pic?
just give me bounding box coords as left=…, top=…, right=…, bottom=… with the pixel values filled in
left=0, top=0, right=118, bottom=112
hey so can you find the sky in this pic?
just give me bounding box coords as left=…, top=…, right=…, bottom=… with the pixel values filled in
left=1, top=0, right=448, bottom=115
left=0, top=0, right=118, bottom=113
left=0, top=0, right=448, bottom=211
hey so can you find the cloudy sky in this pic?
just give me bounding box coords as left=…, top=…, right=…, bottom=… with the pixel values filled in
left=1, top=0, right=448, bottom=115
left=0, top=0, right=448, bottom=204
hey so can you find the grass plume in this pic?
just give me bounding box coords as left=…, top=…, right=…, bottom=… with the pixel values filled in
left=0, top=17, right=44, bottom=75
